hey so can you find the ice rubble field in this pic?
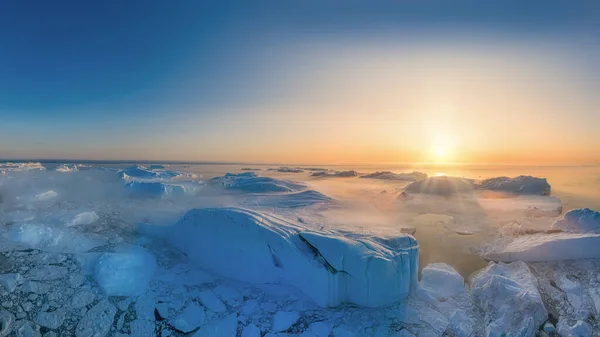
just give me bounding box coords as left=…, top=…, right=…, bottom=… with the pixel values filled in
left=0, top=163, right=599, bottom=336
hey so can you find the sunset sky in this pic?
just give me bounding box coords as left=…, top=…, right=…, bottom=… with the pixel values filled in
left=1, top=1, right=599, bottom=164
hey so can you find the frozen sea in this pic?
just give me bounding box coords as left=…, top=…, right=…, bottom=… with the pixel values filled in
left=1, top=161, right=599, bottom=336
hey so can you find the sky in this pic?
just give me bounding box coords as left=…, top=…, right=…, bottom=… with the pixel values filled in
left=1, top=0, right=599, bottom=164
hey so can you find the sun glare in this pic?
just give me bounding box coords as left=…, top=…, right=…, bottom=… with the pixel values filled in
left=429, top=135, right=455, bottom=162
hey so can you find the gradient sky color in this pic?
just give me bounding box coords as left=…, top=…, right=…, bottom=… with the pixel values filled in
left=1, top=1, right=599, bottom=164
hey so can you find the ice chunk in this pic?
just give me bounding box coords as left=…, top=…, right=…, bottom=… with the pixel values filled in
left=93, top=247, right=157, bottom=296
left=210, top=172, right=306, bottom=192
left=360, top=171, right=427, bottom=181
left=242, top=324, right=261, bottom=337
left=125, top=180, right=202, bottom=198
left=311, top=170, right=358, bottom=178
left=67, top=211, right=99, bottom=227
left=170, top=303, right=206, bottom=333
left=150, top=207, right=418, bottom=307
left=197, top=290, right=226, bottom=313
left=419, top=263, right=464, bottom=300
left=557, top=319, right=592, bottom=337
left=0, top=162, right=45, bottom=173
left=75, top=299, right=116, bottom=337
left=192, top=313, right=238, bottom=337
left=54, top=164, right=78, bottom=172
left=270, top=167, right=304, bottom=173
left=272, top=311, right=299, bottom=332
left=405, top=176, right=474, bottom=196
left=471, top=261, right=547, bottom=336
left=476, top=175, right=551, bottom=195
left=31, top=190, right=58, bottom=202
left=481, top=233, right=600, bottom=262
left=552, top=208, right=600, bottom=233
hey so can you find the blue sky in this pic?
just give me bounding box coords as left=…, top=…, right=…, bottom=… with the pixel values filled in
left=1, top=1, right=599, bottom=163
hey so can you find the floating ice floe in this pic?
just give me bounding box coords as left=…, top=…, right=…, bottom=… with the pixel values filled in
left=55, top=164, right=79, bottom=172
left=145, top=207, right=419, bottom=307
left=552, top=208, right=600, bottom=233
left=210, top=172, right=306, bottom=193
left=0, top=162, right=46, bottom=173
left=31, top=190, right=59, bottom=202
left=478, top=195, right=563, bottom=217
left=418, top=263, right=465, bottom=300
left=311, top=170, right=358, bottom=178
left=118, top=165, right=202, bottom=198
left=360, top=171, right=427, bottom=181
left=471, top=261, right=548, bottom=336
left=481, top=208, right=600, bottom=262
left=268, top=167, right=304, bottom=173
left=476, top=175, right=551, bottom=195
left=67, top=211, right=99, bottom=227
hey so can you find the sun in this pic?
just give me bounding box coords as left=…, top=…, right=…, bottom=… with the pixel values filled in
left=429, top=136, right=454, bottom=162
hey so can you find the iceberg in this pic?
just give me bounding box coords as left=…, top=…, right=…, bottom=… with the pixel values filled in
left=360, top=171, right=427, bottom=181
left=311, top=170, right=358, bottom=178
left=471, top=261, right=548, bottom=336
left=242, top=190, right=333, bottom=208
left=419, top=263, right=465, bottom=300
left=125, top=180, right=202, bottom=198
left=55, top=164, right=79, bottom=172
left=552, top=208, right=600, bottom=233
left=404, top=176, right=474, bottom=196
left=476, top=175, right=551, bottom=195
left=146, top=207, right=419, bottom=307
left=0, top=162, right=46, bottom=173
left=210, top=172, right=306, bottom=193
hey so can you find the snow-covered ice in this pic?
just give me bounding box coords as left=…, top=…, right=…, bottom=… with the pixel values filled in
left=476, top=175, right=551, bottom=195
left=210, top=172, right=306, bottom=192
left=553, top=208, right=600, bottom=233
left=147, top=207, right=419, bottom=307
left=418, top=263, right=465, bottom=300
left=93, top=246, right=157, bottom=296
left=311, top=170, right=358, bottom=178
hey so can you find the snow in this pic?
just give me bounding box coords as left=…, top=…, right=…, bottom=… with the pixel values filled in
left=211, top=172, right=306, bottom=193
left=419, top=263, right=465, bottom=300
left=471, top=261, right=547, bottom=336
left=553, top=208, right=600, bottom=233
left=476, top=175, right=551, bottom=195
left=148, top=207, right=419, bottom=307
left=360, top=171, right=427, bottom=181
left=93, top=246, right=157, bottom=296
left=311, top=170, right=358, bottom=178
left=4, top=223, right=107, bottom=253
left=55, top=164, right=78, bottom=172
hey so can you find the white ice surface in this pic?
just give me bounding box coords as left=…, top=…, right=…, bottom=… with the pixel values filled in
left=146, top=207, right=419, bottom=307
left=553, top=208, right=600, bottom=233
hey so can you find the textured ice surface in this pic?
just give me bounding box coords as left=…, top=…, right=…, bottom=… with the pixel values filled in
left=360, top=171, right=427, bottom=181
left=210, top=172, right=306, bottom=193
left=472, top=261, right=548, bottom=336
left=242, top=190, right=333, bottom=208
left=0, top=162, right=45, bottom=173
left=149, top=207, right=419, bottom=307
